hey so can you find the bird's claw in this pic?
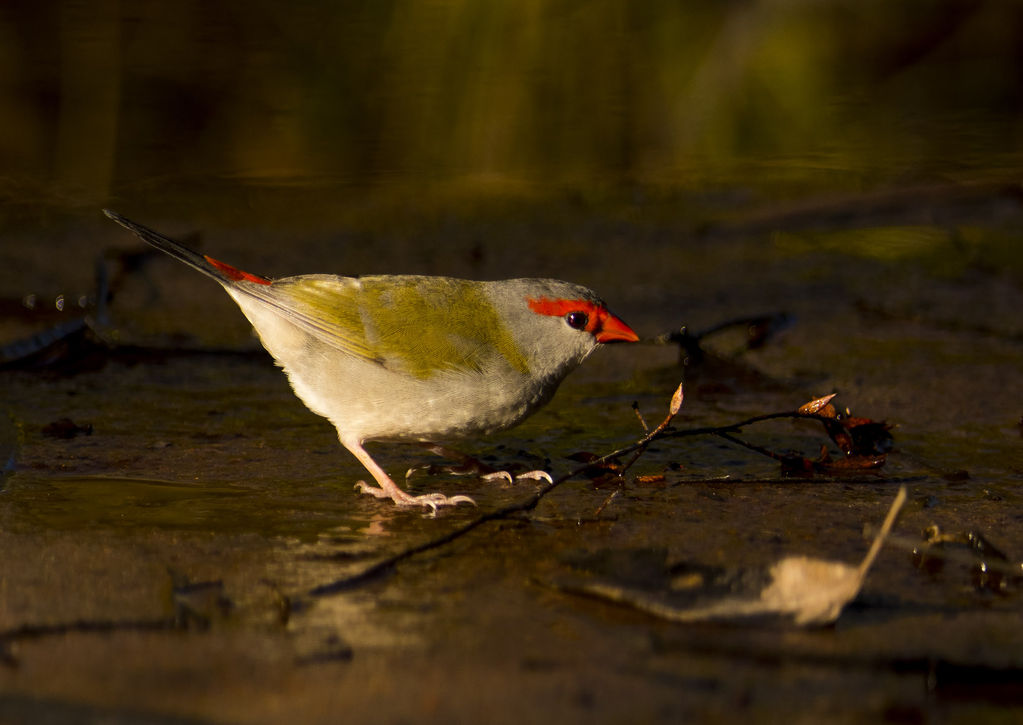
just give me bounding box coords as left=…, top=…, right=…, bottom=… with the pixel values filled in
left=515, top=469, right=554, bottom=483
left=480, top=469, right=553, bottom=484
left=354, top=480, right=389, bottom=499
left=413, top=492, right=477, bottom=512
left=355, top=480, right=476, bottom=512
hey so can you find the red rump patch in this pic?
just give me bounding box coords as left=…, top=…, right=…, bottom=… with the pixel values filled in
left=204, top=255, right=271, bottom=285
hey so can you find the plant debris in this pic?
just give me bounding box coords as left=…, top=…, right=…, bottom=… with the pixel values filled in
left=302, top=384, right=896, bottom=599
left=553, top=486, right=907, bottom=627
left=706, top=394, right=893, bottom=476
left=909, top=525, right=1022, bottom=595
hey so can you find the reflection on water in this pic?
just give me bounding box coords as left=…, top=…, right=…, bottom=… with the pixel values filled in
left=0, top=1, right=1020, bottom=209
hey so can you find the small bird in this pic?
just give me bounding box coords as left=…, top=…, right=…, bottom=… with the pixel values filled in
left=103, top=210, right=639, bottom=510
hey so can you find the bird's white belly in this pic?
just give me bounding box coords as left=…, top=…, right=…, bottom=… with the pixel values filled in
left=229, top=285, right=567, bottom=443
left=284, top=352, right=551, bottom=442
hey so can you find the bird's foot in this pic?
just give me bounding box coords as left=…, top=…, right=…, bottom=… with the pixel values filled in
left=354, top=480, right=476, bottom=513
left=479, top=469, right=554, bottom=484
left=408, top=443, right=551, bottom=484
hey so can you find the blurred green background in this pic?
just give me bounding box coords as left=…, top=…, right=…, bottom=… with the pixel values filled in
left=1, top=0, right=1020, bottom=219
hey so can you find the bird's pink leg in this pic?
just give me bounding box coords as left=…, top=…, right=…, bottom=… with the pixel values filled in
left=339, top=435, right=475, bottom=512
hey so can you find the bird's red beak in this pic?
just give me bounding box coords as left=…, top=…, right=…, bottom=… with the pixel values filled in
left=596, top=310, right=640, bottom=344
left=526, top=295, right=639, bottom=343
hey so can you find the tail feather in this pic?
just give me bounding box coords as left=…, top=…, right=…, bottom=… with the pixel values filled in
left=102, top=209, right=270, bottom=286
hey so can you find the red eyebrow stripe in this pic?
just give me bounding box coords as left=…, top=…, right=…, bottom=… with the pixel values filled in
left=527, top=297, right=597, bottom=317
left=528, top=295, right=639, bottom=343
left=205, top=255, right=272, bottom=285
left=527, top=296, right=604, bottom=333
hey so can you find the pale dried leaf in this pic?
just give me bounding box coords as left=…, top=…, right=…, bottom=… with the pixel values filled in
left=560, top=486, right=907, bottom=627
left=669, top=383, right=685, bottom=416
left=759, top=557, right=862, bottom=625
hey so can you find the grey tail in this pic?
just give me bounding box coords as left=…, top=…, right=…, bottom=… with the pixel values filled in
left=102, top=209, right=271, bottom=286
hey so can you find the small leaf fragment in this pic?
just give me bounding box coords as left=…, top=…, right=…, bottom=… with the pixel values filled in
left=634, top=474, right=667, bottom=487
left=567, top=451, right=623, bottom=482
left=799, top=394, right=837, bottom=416
left=669, top=383, right=685, bottom=416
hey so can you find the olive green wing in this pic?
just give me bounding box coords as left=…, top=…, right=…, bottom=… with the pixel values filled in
left=234, top=275, right=529, bottom=379
left=233, top=274, right=381, bottom=364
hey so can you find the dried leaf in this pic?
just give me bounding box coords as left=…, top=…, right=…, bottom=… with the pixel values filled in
left=634, top=474, right=667, bottom=487
left=798, top=394, right=837, bottom=416
left=847, top=420, right=894, bottom=455
left=567, top=451, right=622, bottom=482
left=669, top=383, right=685, bottom=417
left=822, top=417, right=893, bottom=457
left=822, top=420, right=854, bottom=454
left=779, top=453, right=817, bottom=475
left=815, top=454, right=887, bottom=472
left=758, top=556, right=864, bottom=625
left=557, top=487, right=907, bottom=627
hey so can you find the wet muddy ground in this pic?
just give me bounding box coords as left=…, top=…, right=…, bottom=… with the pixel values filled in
left=2, top=192, right=1022, bottom=723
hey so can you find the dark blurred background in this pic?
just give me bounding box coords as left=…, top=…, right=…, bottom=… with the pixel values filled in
left=1, top=1, right=1020, bottom=217
left=2, top=0, right=1023, bottom=346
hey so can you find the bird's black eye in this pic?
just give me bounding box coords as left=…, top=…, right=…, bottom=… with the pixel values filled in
left=565, top=311, right=589, bottom=330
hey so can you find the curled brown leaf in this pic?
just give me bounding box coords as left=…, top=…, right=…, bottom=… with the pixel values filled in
left=798, top=394, right=837, bottom=416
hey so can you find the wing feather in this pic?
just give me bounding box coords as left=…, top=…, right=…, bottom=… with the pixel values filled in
left=231, top=275, right=530, bottom=379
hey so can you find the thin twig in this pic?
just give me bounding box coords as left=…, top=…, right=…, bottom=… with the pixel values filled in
left=857, top=486, right=907, bottom=578
left=308, top=384, right=685, bottom=598
left=305, top=388, right=875, bottom=599
left=632, top=401, right=649, bottom=433
left=594, top=384, right=685, bottom=515
left=309, top=460, right=597, bottom=597
left=715, top=431, right=790, bottom=463
left=593, top=489, right=621, bottom=517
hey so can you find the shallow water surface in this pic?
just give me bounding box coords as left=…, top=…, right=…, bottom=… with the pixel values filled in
left=4, top=204, right=1022, bottom=722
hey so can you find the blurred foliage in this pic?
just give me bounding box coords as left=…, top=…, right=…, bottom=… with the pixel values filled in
left=0, top=0, right=1021, bottom=208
